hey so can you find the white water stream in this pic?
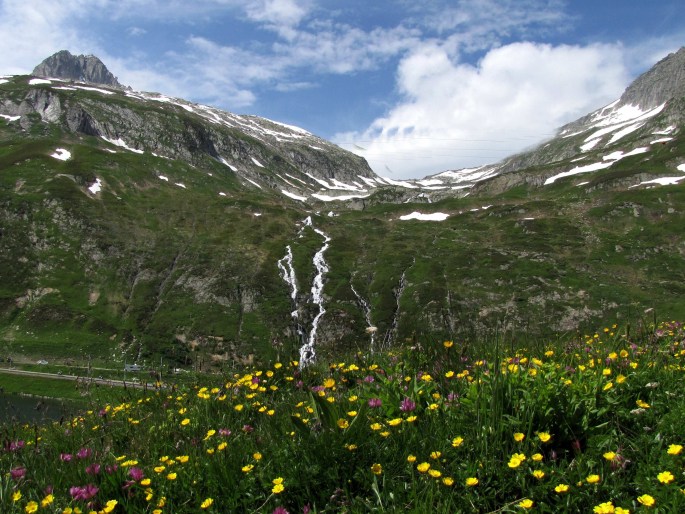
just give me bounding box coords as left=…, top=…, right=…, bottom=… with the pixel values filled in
left=278, top=216, right=331, bottom=367
left=351, top=282, right=375, bottom=351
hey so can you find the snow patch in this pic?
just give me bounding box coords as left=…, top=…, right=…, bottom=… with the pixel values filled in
left=251, top=157, right=264, bottom=167
left=102, top=136, right=144, bottom=154
left=602, top=147, right=648, bottom=161
left=50, top=148, right=71, bottom=161
left=158, top=175, right=169, bottom=182
left=0, top=79, right=8, bottom=85
left=576, top=181, right=589, bottom=186
left=399, top=211, right=449, bottom=221
left=52, top=86, right=77, bottom=91
left=1, top=114, right=21, bottom=122
left=219, top=192, right=227, bottom=197
left=29, top=78, right=51, bottom=85
left=677, top=164, right=685, bottom=173
left=652, top=126, right=675, bottom=135
left=245, top=178, right=263, bottom=189
left=282, top=190, right=307, bottom=201
left=88, top=178, right=102, bottom=194
left=630, top=176, right=685, bottom=188
left=175, top=182, right=186, bottom=189
left=311, top=193, right=370, bottom=202
left=381, top=177, right=418, bottom=189
left=580, top=138, right=601, bottom=152
left=73, top=85, right=114, bottom=95
left=650, top=137, right=672, bottom=144
left=545, top=161, right=613, bottom=185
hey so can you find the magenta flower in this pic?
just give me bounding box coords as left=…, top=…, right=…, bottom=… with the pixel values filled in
left=368, top=398, right=382, bottom=408
left=7, top=440, right=25, bottom=452
left=128, top=467, right=144, bottom=481
left=76, top=447, right=92, bottom=459
left=272, top=507, right=290, bottom=514
left=70, top=484, right=99, bottom=501
left=10, top=466, right=26, bottom=481
left=242, top=424, right=254, bottom=433
left=399, top=397, right=416, bottom=412
left=86, top=463, right=101, bottom=475
left=60, top=453, right=73, bottom=462
left=105, top=464, right=118, bottom=474
left=218, top=428, right=231, bottom=437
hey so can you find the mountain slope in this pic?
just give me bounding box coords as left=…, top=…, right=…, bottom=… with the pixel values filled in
left=1, top=50, right=684, bottom=370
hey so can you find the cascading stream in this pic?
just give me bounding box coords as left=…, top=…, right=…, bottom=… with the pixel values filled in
left=351, top=282, right=376, bottom=352
left=278, top=216, right=331, bottom=368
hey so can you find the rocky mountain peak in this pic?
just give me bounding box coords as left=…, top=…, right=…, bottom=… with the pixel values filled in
left=32, top=50, right=124, bottom=88
left=619, top=46, right=685, bottom=109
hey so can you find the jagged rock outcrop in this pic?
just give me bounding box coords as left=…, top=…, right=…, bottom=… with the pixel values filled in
left=32, top=50, right=124, bottom=88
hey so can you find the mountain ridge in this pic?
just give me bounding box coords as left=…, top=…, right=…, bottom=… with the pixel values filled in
left=32, top=50, right=124, bottom=89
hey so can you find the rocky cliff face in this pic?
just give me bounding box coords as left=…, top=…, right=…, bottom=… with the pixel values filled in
left=32, top=50, right=124, bottom=88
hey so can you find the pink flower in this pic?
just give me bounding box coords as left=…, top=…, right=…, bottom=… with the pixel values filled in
left=128, top=467, right=144, bottom=481
left=70, top=484, right=99, bottom=501
left=86, top=463, right=101, bottom=475
left=368, top=398, right=382, bottom=408
left=400, top=397, right=416, bottom=412
left=76, top=447, right=92, bottom=459
left=10, top=466, right=26, bottom=481
left=272, top=507, right=290, bottom=514
left=105, top=464, right=118, bottom=474
left=60, top=453, right=73, bottom=462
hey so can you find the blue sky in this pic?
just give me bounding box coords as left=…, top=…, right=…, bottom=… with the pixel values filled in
left=1, top=0, right=683, bottom=179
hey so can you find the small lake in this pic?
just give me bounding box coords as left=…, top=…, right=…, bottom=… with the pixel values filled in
left=0, top=393, right=78, bottom=424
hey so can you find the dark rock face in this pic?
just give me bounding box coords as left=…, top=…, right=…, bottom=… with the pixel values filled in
left=32, top=50, right=124, bottom=88
left=620, top=47, right=685, bottom=109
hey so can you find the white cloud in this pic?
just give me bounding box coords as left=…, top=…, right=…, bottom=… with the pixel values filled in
left=336, top=42, right=631, bottom=179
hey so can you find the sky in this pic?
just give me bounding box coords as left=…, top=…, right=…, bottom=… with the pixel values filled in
left=1, top=1, right=683, bottom=179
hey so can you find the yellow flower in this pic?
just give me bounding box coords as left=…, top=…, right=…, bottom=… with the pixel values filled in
left=657, top=471, right=675, bottom=484
left=531, top=453, right=543, bottom=462
left=615, top=508, right=630, bottom=514
left=204, top=429, right=216, bottom=440
left=465, top=477, right=479, bottom=486
left=25, top=501, right=39, bottom=513
left=430, top=451, right=442, bottom=460
left=200, top=498, right=214, bottom=509
left=532, top=470, right=545, bottom=479
left=616, top=374, right=626, bottom=384
left=272, top=477, right=284, bottom=485
left=537, top=432, right=552, bottom=443
left=370, top=422, right=383, bottom=431
left=234, top=404, right=244, bottom=412
left=586, top=474, right=601, bottom=484
left=428, top=403, right=439, bottom=410
left=508, top=453, right=526, bottom=469
left=452, top=436, right=464, bottom=447
left=242, top=464, right=254, bottom=473
left=407, top=454, right=417, bottom=463
left=253, top=452, right=262, bottom=460
left=637, top=494, right=655, bottom=507
left=554, top=484, right=570, bottom=494
left=513, top=432, right=525, bottom=442
left=176, top=455, right=189, bottom=463
left=445, top=370, right=455, bottom=378
left=428, top=469, right=442, bottom=478
left=103, top=500, right=118, bottom=513
left=323, top=378, right=336, bottom=388
left=218, top=442, right=228, bottom=451
left=443, top=340, right=454, bottom=348
left=371, top=463, right=383, bottom=475
left=420, top=374, right=433, bottom=382
left=406, top=415, right=418, bottom=423
left=347, top=410, right=358, bottom=417
left=518, top=498, right=534, bottom=509
left=154, top=466, right=165, bottom=473
left=180, top=418, right=190, bottom=426
left=603, top=382, right=614, bottom=391
left=603, top=451, right=616, bottom=461
left=388, top=418, right=402, bottom=426
left=667, top=444, right=683, bottom=455
left=41, top=494, right=54, bottom=507
left=13, top=491, right=21, bottom=502
left=417, top=462, right=431, bottom=473
left=337, top=418, right=350, bottom=429
left=167, top=472, right=177, bottom=480
left=272, top=483, right=285, bottom=494
left=442, top=477, right=455, bottom=486
left=140, top=478, right=151, bottom=486
left=593, top=501, right=615, bottom=513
